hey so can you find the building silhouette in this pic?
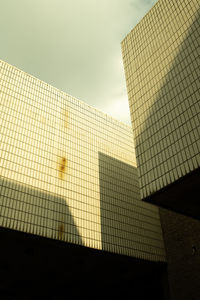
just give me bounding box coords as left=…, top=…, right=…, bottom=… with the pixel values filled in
left=0, top=59, right=167, bottom=299
left=121, top=0, right=200, bottom=299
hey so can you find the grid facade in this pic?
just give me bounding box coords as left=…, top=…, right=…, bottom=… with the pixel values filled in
left=0, top=59, right=165, bottom=261
left=121, top=0, right=200, bottom=201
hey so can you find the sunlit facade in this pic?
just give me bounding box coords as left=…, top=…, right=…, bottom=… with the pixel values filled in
left=121, top=0, right=200, bottom=218
left=0, top=59, right=165, bottom=262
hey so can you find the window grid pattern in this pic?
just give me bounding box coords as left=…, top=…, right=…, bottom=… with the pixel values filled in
left=0, top=59, right=165, bottom=262
left=121, top=0, right=200, bottom=199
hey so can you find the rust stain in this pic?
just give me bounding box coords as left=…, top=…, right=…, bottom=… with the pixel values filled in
left=58, top=157, right=67, bottom=179
left=58, top=223, right=64, bottom=240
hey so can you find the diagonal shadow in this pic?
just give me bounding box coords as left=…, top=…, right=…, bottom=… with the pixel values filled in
left=0, top=176, right=83, bottom=244
left=134, top=8, right=200, bottom=218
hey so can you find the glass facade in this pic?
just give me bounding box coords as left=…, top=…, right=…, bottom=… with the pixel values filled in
left=0, top=59, right=165, bottom=261
left=121, top=0, right=200, bottom=205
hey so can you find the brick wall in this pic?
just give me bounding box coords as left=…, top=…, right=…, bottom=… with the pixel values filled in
left=159, top=208, right=200, bottom=300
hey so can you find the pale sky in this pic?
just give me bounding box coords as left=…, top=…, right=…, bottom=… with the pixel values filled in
left=0, top=0, right=157, bottom=124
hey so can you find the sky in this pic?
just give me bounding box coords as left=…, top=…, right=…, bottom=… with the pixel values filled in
left=0, top=0, right=157, bottom=125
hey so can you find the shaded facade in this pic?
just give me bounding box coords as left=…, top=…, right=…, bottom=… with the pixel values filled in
left=0, top=59, right=165, bottom=262
left=121, top=0, right=200, bottom=218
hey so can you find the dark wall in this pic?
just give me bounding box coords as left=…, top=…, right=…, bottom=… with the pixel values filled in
left=160, top=208, right=200, bottom=300
left=0, top=227, right=168, bottom=300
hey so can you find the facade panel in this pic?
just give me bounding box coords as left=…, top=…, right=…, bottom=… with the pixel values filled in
left=0, top=59, right=165, bottom=261
left=121, top=0, right=200, bottom=217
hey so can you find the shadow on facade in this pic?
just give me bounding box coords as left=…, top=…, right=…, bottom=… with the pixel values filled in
left=0, top=176, right=82, bottom=244
left=98, top=152, right=139, bottom=251
left=136, top=9, right=200, bottom=218
left=98, top=152, right=169, bottom=300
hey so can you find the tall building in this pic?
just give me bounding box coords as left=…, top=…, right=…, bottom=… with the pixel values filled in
left=121, top=0, right=200, bottom=299
left=121, top=0, right=200, bottom=219
left=0, top=59, right=167, bottom=299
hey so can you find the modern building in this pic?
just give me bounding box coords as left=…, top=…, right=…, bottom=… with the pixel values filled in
left=0, top=59, right=167, bottom=299
left=121, top=0, right=200, bottom=299
left=121, top=0, right=200, bottom=219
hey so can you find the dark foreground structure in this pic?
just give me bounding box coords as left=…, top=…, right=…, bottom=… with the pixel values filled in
left=0, top=227, right=168, bottom=300
left=159, top=208, right=200, bottom=299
